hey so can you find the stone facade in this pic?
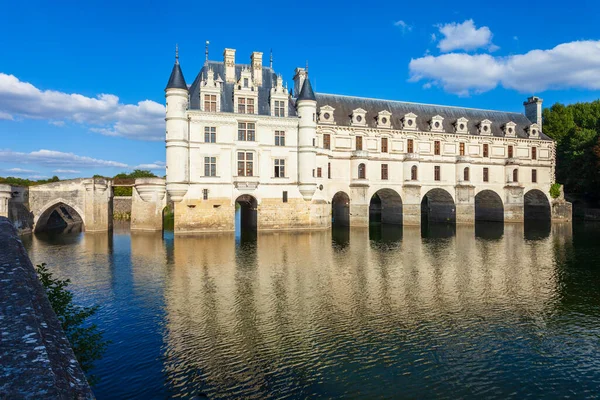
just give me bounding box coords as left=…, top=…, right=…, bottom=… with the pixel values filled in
left=130, top=178, right=167, bottom=231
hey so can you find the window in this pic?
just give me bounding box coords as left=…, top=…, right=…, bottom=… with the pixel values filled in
left=238, top=98, right=255, bottom=114
left=459, top=142, right=465, bottom=156
left=274, top=159, right=285, bottom=178
left=204, top=127, right=216, bottom=143
left=483, top=167, right=489, bottom=182
left=274, top=100, right=285, bottom=117
left=407, top=139, right=414, bottom=153
left=204, top=94, right=217, bottom=112
left=323, top=134, right=331, bottom=150
left=464, top=167, right=470, bottom=181
left=381, top=137, right=388, bottom=153
left=328, top=162, right=331, bottom=179
left=203, top=189, right=209, bottom=200
left=532, top=147, right=537, bottom=160
left=358, top=163, right=366, bottom=179
left=508, top=145, right=514, bottom=158
left=238, top=122, right=255, bottom=141
left=275, top=131, right=285, bottom=146
left=313, top=138, right=316, bottom=147
left=483, top=144, right=489, bottom=158
left=243, top=78, right=249, bottom=87
left=204, top=157, right=216, bottom=177
left=411, top=165, right=418, bottom=180
left=317, top=167, right=322, bottom=178
left=356, top=136, right=363, bottom=151
left=381, top=164, right=388, bottom=180
left=434, top=166, right=441, bottom=181
left=532, top=169, right=537, bottom=183
left=237, top=152, right=253, bottom=176
left=513, top=168, right=518, bottom=182
left=282, top=191, right=288, bottom=203
left=434, top=141, right=441, bottom=155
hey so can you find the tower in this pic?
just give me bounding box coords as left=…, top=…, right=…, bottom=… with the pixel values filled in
left=296, top=77, right=317, bottom=200
left=165, top=45, right=189, bottom=202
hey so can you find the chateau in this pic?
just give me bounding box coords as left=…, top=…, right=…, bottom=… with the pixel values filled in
left=165, top=46, right=567, bottom=233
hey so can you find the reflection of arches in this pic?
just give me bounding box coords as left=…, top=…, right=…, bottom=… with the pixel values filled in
left=475, top=190, right=504, bottom=222
left=524, top=189, right=551, bottom=221
left=421, top=188, right=455, bottom=224
left=34, top=199, right=84, bottom=233
left=332, top=191, right=350, bottom=227
left=369, top=189, right=402, bottom=225
left=235, top=195, right=257, bottom=233
left=358, top=163, right=366, bottom=179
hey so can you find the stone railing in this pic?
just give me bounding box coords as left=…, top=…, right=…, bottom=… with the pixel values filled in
left=0, top=217, right=94, bottom=399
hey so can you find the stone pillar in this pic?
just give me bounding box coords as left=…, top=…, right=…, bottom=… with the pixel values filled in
left=131, top=178, right=167, bottom=231
left=349, top=184, right=369, bottom=227
left=82, top=178, right=112, bottom=232
left=402, top=183, right=421, bottom=226
left=455, top=184, right=475, bottom=224
left=0, top=184, right=11, bottom=218
left=504, top=184, right=524, bottom=222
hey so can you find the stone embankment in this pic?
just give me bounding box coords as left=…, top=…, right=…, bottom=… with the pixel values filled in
left=0, top=217, right=94, bottom=399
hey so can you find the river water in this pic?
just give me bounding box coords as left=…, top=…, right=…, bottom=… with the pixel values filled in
left=22, top=222, right=600, bottom=399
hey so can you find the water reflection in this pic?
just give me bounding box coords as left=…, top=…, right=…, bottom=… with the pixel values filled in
left=23, top=222, right=600, bottom=400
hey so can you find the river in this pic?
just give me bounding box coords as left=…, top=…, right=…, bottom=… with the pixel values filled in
left=22, top=222, right=600, bottom=399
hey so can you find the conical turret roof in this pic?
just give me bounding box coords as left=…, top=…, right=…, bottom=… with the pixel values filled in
left=165, top=61, right=187, bottom=91
left=297, top=77, right=316, bottom=101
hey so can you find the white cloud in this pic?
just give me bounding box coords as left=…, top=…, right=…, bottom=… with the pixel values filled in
left=0, top=73, right=165, bottom=141
left=436, top=19, right=496, bottom=52
left=0, top=149, right=128, bottom=168
left=134, top=161, right=166, bottom=170
left=409, top=40, right=600, bottom=95
left=53, top=169, right=81, bottom=174
left=5, top=167, right=37, bottom=174
left=49, top=120, right=65, bottom=127
left=394, top=20, right=412, bottom=33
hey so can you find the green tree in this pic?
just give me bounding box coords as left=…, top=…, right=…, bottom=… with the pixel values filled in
left=36, top=263, right=109, bottom=385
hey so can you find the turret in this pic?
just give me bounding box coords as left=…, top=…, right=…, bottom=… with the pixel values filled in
left=165, top=45, right=189, bottom=202
left=296, top=77, right=317, bottom=200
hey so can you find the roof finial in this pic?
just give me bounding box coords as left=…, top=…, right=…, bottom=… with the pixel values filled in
left=306, top=60, right=309, bottom=75
left=270, top=49, right=273, bottom=69
left=175, top=44, right=179, bottom=64
left=205, top=40, right=210, bottom=64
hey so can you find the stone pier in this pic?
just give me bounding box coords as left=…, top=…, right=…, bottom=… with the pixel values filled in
left=131, top=178, right=167, bottom=231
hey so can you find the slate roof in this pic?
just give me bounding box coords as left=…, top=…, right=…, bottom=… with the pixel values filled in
left=297, top=78, right=316, bottom=101
left=188, top=61, right=297, bottom=117
left=165, top=62, right=187, bottom=90
left=314, top=93, right=550, bottom=140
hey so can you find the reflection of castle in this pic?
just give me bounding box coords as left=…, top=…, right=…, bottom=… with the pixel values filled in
left=160, top=225, right=571, bottom=397
left=165, top=45, right=566, bottom=233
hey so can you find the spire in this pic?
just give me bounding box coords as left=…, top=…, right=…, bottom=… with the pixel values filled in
left=165, top=44, right=188, bottom=91
left=297, top=77, right=316, bottom=102
left=270, top=49, right=273, bottom=69
left=205, top=40, right=209, bottom=64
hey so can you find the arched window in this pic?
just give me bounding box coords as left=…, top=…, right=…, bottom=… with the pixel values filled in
left=513, top=168, right=518, bottom=182
left=464, top=167, right=470, bottom=181
left=358, top=163, right=366, bottom=179
left=411, top=165, right=418, bottom=181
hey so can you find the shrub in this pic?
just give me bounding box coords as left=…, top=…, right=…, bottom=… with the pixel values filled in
left=550, top=183, right=562, bottom=199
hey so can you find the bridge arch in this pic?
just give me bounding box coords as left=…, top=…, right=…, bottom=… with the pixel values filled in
left=369, top=188, right=402, bottom=225
left=235, top=194, right=258, bottom=233
left=421, top=188, right=455, bottom=224
left=475, top=189, right=504, bottom=222
left=34, top=198, right=85, bottom=233
left=524, top=189, right=551, bottom=221
left=332, top=191, right=350, bottom=227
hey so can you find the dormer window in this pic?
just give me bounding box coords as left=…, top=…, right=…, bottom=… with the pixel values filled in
left=504, top=121, right=517, bottom=137
left=430, top=115, right=444, bottom=132
left=527, top=123, right=540, bottom=138
left=270, top=74, right=288, bottom=117
left=319, top=105, right=336, bottom=124
left=479, top=119, right=492, bottom=135
left=234, top=68, right=258, bottom=115
left=454, top=117, right=469, bottom=134
left=351, top=108, right=367, bottom=126
left=244, top=78, right=249, bottom=87
left=199, top=66, right=222, bottom=112
left=377, top=111, right=392, bottom=129
left=403, top=112, right=417, bottom=130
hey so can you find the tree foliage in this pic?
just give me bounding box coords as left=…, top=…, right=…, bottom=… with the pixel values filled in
left=0, top=175, right=60, bottom=186
left=112, top=170, right=157, bottom=196
left=36, top=263, right=109, bottom=385
left=543, top=101, right=600, bottom=202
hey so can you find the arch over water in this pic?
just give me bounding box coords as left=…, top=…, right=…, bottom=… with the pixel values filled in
left=475, top=190, right=504, bottom=222
left=524, top=189, right=551, bottom=221
left=34, top=200, right=84, bottom=233
left=421, top=188, right=456, bottom=224
left=369, top=189, right=403, bottom=225
left=332, top=191, right=350, bottom=227
left=235, top=194, right=258, bottom=234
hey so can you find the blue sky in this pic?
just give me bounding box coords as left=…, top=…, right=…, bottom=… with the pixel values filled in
left=1, top=0, right=599, bottom=179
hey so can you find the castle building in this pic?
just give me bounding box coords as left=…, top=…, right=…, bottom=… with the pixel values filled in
left=165, top=46, right=565, bottom=233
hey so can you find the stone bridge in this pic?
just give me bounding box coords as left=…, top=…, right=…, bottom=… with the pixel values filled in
left=0, top=178, right=166, bottom=234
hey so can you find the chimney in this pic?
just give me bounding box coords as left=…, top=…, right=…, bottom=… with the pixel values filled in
left=524, top=96, right=543, bottom=129
left=251, top=51, right=263, bottom=86
left=293, top=67, right=307, bottom=97
left=223, top=48, right=236, bottom=83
